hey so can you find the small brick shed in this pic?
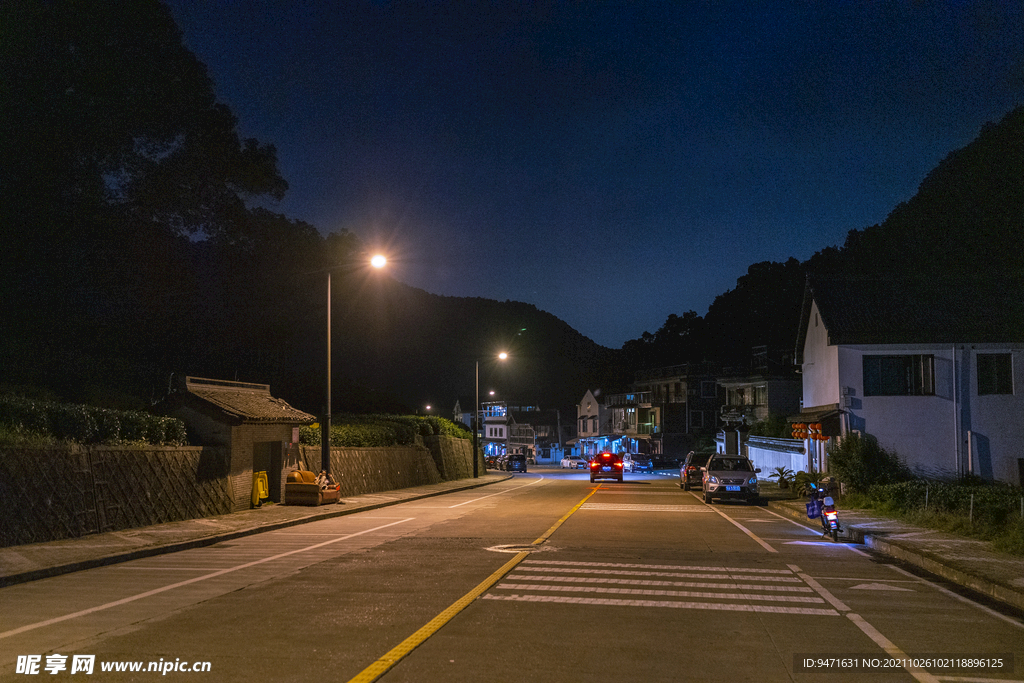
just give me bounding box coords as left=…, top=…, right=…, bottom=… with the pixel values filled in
left=160, top=376, right=316, bottom=511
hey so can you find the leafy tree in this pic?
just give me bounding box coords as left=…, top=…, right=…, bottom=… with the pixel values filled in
left=0, top=0, right=288, bottom=402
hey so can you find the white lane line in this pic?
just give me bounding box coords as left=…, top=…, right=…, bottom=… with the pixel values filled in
left=505, top=575, right=814, bottom=593
left=846, top=612, right=941, bottom=683
left=447, top=477, right=545, bottom=508
left=494, top=583, right=826, bottom=603
left=523, top=560, right=793, bottom=574
left=883, top=564, right=1024, bottom=631
left=0, top=518, right=415, bottom=640
left=481, top=593, right=839, bottom=616
left=768, top=509, right=1024, bottom=630
left=513, top=567, right=802, bottom=582
left=698, top=497, right=778, bottom=553
left=762, top=507, right=872, bottom=557
left=787, top=563, right=850, bottom=612
left=935, top=678, right=1024, bottom=683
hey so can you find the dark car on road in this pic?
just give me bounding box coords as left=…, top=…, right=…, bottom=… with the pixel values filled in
left=701, top=456, right=760, bottom=504
left=589, top=451, right=624, bottom=483
left=504, top=454, right=527, bottom=472
left=679, top=451, right=709, bottom=491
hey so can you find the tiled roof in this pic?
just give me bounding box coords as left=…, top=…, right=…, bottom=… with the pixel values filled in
left=180, top=377, right=316, bottom=423
left=801, top=275, right=1024, bottom=347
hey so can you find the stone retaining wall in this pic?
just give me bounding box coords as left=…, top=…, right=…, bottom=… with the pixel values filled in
left=0, top=436, right=479, bottom=547
left=0, top=445, right=231, bottom=547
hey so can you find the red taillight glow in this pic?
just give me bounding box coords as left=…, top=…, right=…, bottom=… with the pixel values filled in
left=615, top=463, right=623, bottom=469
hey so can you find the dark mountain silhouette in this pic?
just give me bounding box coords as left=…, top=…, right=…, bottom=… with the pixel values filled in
left=625, top=104, right=1024, bottom=369
left=2, top=3, right=1020, bottom=420
left=808, top=105, right=1024, bottom=280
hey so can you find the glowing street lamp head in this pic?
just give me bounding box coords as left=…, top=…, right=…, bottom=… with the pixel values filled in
left=498, top=352, right=508, bottom=360
left=370, top=254, right=387, bottom=269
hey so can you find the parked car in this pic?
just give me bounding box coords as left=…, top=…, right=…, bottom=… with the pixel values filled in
left=505, top=454, right=528, bottom=472
left=589, top=451, right=624, bottom=483
left=485, top=454, right=500, bottom=469
left=560, top=456, right=586, bottom=469
left=624, top=454, right=653, bottom=472
left=701, top=456, right=760, bottom=504
left=679, top=451, right=709, bottom=491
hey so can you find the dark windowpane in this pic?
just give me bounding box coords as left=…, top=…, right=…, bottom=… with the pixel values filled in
left=978, top=354, right=1013, bottom=395
left=863, top=355, right=934, bottom=396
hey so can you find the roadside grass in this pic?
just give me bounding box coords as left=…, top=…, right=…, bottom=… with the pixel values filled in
left=835, top=488, right=1024, bottom=556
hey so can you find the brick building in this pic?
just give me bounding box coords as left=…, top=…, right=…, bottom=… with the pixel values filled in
left=159, top=376, right=315, bottom=510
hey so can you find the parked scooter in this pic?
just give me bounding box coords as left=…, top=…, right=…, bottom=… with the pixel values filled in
left=805, top=478, right=843, bottom=542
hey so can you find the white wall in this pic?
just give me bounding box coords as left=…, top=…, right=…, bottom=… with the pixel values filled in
left=834, top=343, right=1023, bottom=482
left=962, top=347, right=1024, bottom=483
left=746, top=438, right=807, bottom=476
left=801, top=300, right=839, bottom=409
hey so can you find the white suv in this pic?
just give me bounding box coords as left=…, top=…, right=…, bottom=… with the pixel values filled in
left=701, top=456, right=760, bottom=504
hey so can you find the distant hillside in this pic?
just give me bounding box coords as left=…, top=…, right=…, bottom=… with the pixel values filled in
left=623, top=104, right=1024, bottom=371
left=809, top=105, right=1024, bottom=280
left=314, top=278, right=625, bottom=418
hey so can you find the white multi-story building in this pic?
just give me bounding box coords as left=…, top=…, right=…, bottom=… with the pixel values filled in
left=796, top=276, right=1024, bottom=483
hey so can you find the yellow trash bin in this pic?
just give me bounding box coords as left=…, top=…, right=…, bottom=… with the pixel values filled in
left=252, top=471, right=269, bottom=508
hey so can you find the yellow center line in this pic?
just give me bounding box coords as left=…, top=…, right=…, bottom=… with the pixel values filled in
left=346, top=486, right=600, bottom=683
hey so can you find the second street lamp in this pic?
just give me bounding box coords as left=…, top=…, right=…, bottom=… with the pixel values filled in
left=322, top=253, right=387, bottom=476
left=473, top=351, right=508, bottom=478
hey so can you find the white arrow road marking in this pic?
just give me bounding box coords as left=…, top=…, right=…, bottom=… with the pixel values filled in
left=849, top=582, right=914, bottom=591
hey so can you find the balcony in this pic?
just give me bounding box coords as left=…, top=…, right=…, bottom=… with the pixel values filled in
left=606, top=392, right=652, bottom=407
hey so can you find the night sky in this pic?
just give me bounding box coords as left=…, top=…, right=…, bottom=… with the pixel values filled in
left=165, top=1, right=1024, bottom=349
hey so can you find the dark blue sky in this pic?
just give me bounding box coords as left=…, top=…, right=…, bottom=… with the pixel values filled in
left=165, top=1, right=1024, bottom=348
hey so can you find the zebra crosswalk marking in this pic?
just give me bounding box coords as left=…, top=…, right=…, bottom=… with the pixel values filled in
left=482, top=560, right=841, bottom=617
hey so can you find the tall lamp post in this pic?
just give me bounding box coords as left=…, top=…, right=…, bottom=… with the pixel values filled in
left=474, top=351, right=508, bottom=478
left=322, top=254, right=388, bottom=475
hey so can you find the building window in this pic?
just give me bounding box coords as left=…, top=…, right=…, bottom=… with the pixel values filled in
left=754, top=385, right=767, bottom=405
left=863, top=355, right=935, bottom=396
left=978, top=354, right=1013, bottom=395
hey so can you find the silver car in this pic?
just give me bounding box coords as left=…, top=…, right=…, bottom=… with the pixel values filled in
left=701, top=456, right=760, bottom=504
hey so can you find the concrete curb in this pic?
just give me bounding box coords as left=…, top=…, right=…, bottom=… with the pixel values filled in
left=0, top=474, right=514, bottom=588
left=767, top=499, right=1024, bottom=613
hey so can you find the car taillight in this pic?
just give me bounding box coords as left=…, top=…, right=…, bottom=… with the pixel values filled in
left=590, top=462, right=598, bottom=469
left=615, top=462, right=623, bottom=469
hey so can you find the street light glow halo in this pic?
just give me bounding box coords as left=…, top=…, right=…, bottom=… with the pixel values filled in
left=370, top=254, right=387, bottom=269
left=498, top=352, right=508, bottom=360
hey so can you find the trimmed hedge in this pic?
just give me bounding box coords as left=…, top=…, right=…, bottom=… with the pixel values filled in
left=0, top=395, right=187, bottom=446
left=300, top=414, right=471, bottom=448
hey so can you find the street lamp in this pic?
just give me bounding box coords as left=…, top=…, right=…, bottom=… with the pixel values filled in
left=322, top=253, right=387, bottom=476
left=474, top=351, right=509, bottom=478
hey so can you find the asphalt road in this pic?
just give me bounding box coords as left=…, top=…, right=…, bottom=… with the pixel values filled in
left=2, top=468, right=1022, bottom=682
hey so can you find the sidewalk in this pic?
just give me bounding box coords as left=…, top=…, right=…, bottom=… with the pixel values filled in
left=0, top=473, right=513, bottom=588
left=767, top=498, right=1024, bottom=613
